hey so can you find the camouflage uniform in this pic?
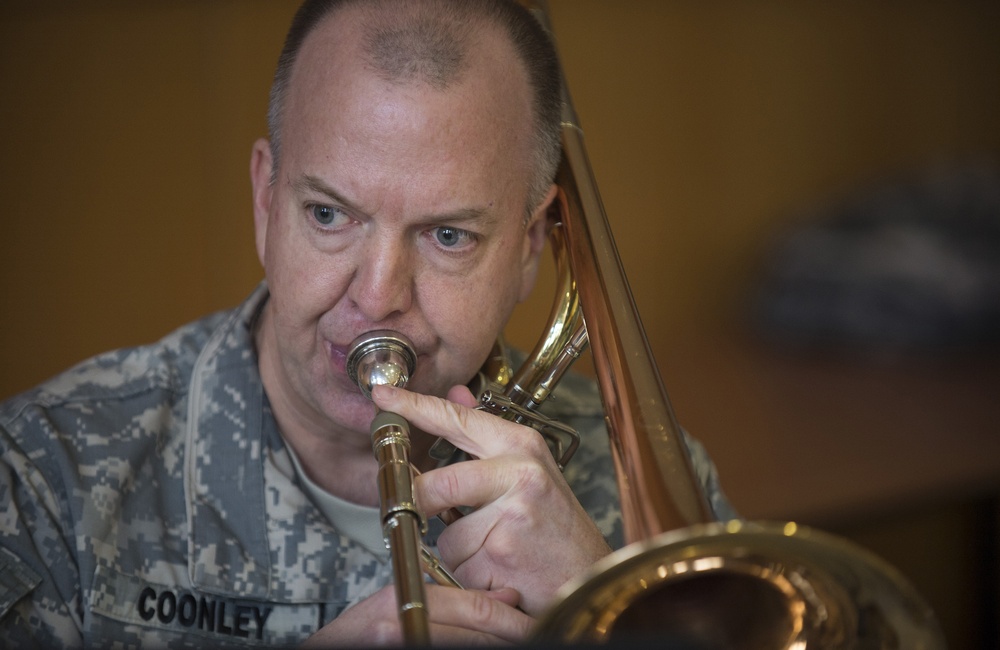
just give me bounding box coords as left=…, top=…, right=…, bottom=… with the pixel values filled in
left=0, top=283, right=733, bottom=648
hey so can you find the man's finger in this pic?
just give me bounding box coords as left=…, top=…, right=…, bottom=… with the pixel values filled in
left=371, top=384, right=547, bottom=460
left=425, top=585, right=534, bottom=644
left=416, top=455, right=552, bottom=516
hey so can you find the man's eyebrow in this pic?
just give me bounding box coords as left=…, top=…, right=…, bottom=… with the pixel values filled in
left=291, top=175, right=358, bottom=210
left=433, top=206, right=495, bottom=226
left=292, top=174, right=498, bottom=226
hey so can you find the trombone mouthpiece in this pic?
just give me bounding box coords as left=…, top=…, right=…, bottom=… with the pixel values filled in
left=346, top=330, right=417, bottom=399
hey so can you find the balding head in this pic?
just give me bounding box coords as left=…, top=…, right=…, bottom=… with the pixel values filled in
left=266, top=0, right=562, bottom=214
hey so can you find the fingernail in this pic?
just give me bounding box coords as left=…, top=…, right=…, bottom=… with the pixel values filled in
left=372, top=384, right=397, bottom=401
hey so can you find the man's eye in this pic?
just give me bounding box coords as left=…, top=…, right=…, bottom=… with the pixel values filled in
left=433, top=226, right=471, bottom=248
left=310, top=204, right=345, bottom=226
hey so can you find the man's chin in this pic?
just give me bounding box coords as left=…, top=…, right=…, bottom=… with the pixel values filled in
left=322, top=392, right=379, bottom=437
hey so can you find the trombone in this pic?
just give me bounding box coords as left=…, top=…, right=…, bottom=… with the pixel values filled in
left=524, top=2, right=945, bottom=647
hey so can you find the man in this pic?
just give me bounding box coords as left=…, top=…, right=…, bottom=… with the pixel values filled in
left=1, top=1, right=732, bottom=646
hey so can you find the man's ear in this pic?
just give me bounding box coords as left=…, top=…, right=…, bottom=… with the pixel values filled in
left=518, top=183, right=559, bottom=302
left=250, top=138, right=274, bottom=268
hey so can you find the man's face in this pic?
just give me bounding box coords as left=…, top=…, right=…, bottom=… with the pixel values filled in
left=251, top=12, right=550, bottom=441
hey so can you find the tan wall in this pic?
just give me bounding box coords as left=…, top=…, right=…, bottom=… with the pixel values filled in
left=2, top=3, right=999, bottom=646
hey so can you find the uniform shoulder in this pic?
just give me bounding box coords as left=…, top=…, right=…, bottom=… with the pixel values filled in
left=0, top=308, right=231, bottom=422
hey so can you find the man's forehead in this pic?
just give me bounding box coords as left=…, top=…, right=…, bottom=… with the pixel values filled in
left=285, top=5, right=532, bottom=135
left=294, top=4, right=368, bottom=77
left=295, top=2, right=516, bottom=91
left=277, top=1, right=538, bottom=212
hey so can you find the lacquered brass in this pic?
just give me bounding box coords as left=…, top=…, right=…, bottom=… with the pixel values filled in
left=515, top=2, right=946, bottom=647
left=347, top=331, right=430, bottom=645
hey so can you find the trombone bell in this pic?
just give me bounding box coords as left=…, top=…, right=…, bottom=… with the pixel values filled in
left=533, top=521, right=944, bottom=648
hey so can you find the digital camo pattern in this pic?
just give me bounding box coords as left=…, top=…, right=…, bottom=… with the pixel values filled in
left=0, top=283, right=733, bottom=648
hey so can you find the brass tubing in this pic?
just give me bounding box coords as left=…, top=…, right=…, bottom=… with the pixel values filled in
left=518, top=0, right=712, bottom=543
left=371, top=411, right=431, bottom=645
left=348, top=332, right=434, bottom=645
left=517, top=2, right=945, bottom=647
left=555, top=124, right=715, bottom=542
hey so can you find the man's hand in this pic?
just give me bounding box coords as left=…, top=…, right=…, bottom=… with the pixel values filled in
left=371, top=384, right=612, bottom=616
left=301, top=584, right=530, bottom=647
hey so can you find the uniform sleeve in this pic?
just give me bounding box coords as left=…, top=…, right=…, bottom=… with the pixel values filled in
left=550, top=370, right=740, bottom=551
left=681, top=431, right=740, bottom=523
left=568, top=418, right=740, bottom=551
left=0, top=425, right=84, bottom=649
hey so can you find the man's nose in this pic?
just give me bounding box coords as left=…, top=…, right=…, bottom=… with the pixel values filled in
left=347, top=237, right=414, bottom=323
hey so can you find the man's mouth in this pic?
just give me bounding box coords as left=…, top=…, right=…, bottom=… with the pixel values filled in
left=326, top=341, right=350, bottom=375
left=327, top=333, right=435, bottom=394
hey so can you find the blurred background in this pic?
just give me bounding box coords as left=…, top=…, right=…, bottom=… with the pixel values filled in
left=1, top=1, right=998, bottom=646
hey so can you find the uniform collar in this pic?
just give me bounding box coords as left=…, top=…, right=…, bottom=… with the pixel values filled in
left=184, top=283, right=274, bottom=598
left=182, top=284, right=390, bottom=604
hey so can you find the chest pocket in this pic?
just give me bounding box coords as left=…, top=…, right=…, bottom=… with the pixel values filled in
left=88, top=565, right=335, bottom=647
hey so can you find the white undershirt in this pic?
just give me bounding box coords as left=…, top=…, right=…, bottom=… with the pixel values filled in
left=284, top=443, right=390, bottom=559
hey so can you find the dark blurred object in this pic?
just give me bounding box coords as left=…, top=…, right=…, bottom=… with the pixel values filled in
left=752, top=159, right=1000, bottom=353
